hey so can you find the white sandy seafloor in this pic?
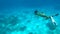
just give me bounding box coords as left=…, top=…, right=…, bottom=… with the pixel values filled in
left=0, top=7, right=60, bottom=34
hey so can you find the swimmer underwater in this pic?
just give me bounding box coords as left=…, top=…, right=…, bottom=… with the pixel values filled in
left=34, top=10, right=59, bottom=30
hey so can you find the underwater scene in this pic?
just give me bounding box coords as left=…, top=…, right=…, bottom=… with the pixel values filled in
left=0, top=0, right=60, bottom=34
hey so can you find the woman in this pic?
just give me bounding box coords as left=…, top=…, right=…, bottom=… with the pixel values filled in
left=34, top=10, right=50, bottom=20
left=34, top=10, right=59, bottom=30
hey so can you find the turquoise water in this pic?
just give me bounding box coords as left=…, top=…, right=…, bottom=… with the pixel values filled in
left=0, top=0, right=60, bottom=34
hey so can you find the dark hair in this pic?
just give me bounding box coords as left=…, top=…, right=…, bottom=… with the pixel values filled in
left=34, top=10, right=38, bottom=15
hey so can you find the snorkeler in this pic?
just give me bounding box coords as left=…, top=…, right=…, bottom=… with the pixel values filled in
left=34, top=10, right=59, bottom=19
left=34, top=10, right=50, bottom=20
left=34, top=10, right=59, bottom=30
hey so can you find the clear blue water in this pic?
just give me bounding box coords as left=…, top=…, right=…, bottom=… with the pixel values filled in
left=0, top=0, right=60, bottom=34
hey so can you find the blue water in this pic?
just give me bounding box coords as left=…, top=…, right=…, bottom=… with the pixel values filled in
left=0, top=0, right=60, bottom=34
